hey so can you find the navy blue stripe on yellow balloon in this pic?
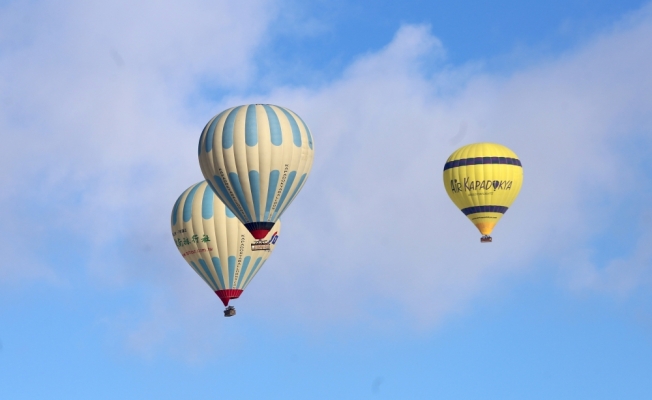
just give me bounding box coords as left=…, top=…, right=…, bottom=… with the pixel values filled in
left=443, top=157, right=522, bottom=171
left=461, top=205, right=509, bottom=215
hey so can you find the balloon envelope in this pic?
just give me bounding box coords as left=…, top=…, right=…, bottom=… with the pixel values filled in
left=443, top=143, right=523, bottom=239
left=171, top=181, right=281, bottom=306
left=198, top=104, right=314, bottom=239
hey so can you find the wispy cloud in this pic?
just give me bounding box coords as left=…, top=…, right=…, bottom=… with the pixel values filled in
left=0, top=0, right=276, bottom=284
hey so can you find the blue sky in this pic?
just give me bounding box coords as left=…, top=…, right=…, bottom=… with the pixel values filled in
left=1, top=0, right=652, bottom=398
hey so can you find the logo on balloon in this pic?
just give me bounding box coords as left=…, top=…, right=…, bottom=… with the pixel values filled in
left=251, top=231, right=279, bottom=251
left=450, top=178, right=513, bottom=194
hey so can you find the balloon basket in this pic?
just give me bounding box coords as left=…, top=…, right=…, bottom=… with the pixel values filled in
left=224, top=306, right=236, bottom=317
left=480, top=235, right=492, bottom=243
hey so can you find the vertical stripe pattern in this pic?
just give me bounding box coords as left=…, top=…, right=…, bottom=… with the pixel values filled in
left=198, top=104, right=315, bottom=228
left=171, top=181, right=281, bottom=296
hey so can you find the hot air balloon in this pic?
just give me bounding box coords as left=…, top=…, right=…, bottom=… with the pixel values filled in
left=198, top=104, right=314, bottom=240
left=171, top=181, right=281, bottom=316
left=443, top=143, right=523, bottom=243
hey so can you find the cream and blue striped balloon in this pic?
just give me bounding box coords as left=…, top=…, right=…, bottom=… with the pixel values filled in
left=198, top=104, right=314, bottom=239
left=171, top=181, right=281, bottom=307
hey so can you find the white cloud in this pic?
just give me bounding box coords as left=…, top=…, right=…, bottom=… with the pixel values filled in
left=244, top=14, right=652, bottom=327
left=1, top=1, right=652, bottom=355
left=563, top=211, right=652, bottom=297
left=0, top=0, right=276, bottom=283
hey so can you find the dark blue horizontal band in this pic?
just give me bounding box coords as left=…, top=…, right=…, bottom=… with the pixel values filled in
left=461, top=205, right=508, bottom=215
left=444, top=157, right=522, bottom=171
left=244, top=221, right=276, bottom=231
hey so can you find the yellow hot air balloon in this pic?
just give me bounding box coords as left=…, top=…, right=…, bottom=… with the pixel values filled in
left=443, top=143, right=523, bottom=243
left=171, top=181, right=281, bottom=316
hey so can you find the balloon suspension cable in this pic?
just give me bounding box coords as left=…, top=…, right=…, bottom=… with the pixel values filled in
left=224, top=306, right=236, bottom=317
left=480, top=235, right=493, bottom=243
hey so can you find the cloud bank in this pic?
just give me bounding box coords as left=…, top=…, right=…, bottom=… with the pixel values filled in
left=1, top=1, right=652, bottom=355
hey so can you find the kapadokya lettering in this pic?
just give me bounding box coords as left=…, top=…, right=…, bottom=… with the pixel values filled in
left=450, top=178, right=513, bottom=193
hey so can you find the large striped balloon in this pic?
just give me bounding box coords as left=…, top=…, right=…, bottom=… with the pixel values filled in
left=443, top=143, right=523, bottom=242
left=171, top=181, right=281, bottom=306
left=198, top=104, right=314, bottom=239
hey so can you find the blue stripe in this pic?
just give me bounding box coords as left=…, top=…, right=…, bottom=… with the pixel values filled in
left=296, top=115, right=313, bottom=150
left=271, top=171, right=297, bottom=220
left=245, top=105, right=258, bottom=146
left=225, top=206, right=236, bottom=218
left=188, top=261, right=203, bottom=278
left=249, top=171, right=261, bottom=220
left=203, top=110, right=228, bottom=154
left=198, top=126, right=205, bottom=156
left=461, top=205, right=509, bottom=215
left=282, top=173, right=306, bottom=212
left=227, top=256, right=236, bottom=288
left=182, top=183, right=202, bottom=222
left=265, top=170, right=280, bottom=220
left=263, top=105, right=282, bottom=146
left=171, top=195, right=182, bottom=226
left=211, top=257, right=226, bottom=289
left=279, top=108, right=302, bottom=147
left=235, top=256, right=251, bottom=289
left=444, top=157, right=522, bottom=171
left=228, top=172, right=253, bottom=222
left=242, top=257, right=263, bottom=288
left=189, top=261, right=214, bottom=290
left=198, top=259, right=220, bottom=291
left=201, top=183, right=214, bottom=220
left=210, top=177, right=245, bottom=222
left=222, top=106, right=244, bottom=149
